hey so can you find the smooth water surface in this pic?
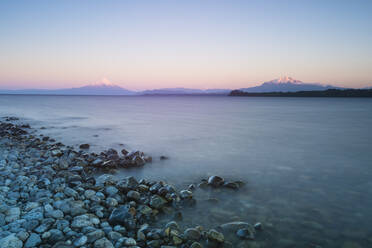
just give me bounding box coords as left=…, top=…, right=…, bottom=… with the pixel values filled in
left=1, top=95, right=372, bottom=247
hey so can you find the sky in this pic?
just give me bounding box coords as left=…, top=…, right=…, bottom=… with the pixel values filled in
left=0, top=0, right=371, bottom=90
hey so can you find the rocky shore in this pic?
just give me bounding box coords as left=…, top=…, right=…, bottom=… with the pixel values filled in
left=0, top=118, right=260, bottom=248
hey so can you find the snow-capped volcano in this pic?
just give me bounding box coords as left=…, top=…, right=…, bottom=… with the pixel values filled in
left=267, top=76, right=303, bottom=84
left=240, top=76, right=341, bottom=93
left=89, top=78, right=117, bottom=87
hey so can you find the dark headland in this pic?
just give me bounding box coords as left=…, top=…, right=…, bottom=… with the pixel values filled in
left=229, top=88, right=372, bottom=97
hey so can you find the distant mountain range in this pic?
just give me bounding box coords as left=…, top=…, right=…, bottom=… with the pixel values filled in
left=141, top=88, right=231, bottom=95
left=0, top=76, right=352, bottom=95
left=0, top=79, right=231, bottom=95
left=239, top=76, right=342, bottom=93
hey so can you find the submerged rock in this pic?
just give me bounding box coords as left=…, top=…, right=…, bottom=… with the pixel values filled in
left=207, top=229, right=224, bottom=243
left=236, top=228, right=255, bottom=240
left=184, top=228, right=201, bottom=240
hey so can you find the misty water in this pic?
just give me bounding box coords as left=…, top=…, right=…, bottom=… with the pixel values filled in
left=1, top=95, right=372, bottom=247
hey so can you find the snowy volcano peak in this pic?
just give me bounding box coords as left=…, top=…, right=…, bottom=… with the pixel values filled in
left=90, top=78, right=117, bottom=87
left=267, top=76, right=303, bottom=84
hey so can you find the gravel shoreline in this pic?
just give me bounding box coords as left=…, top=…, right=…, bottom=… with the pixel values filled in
left=0, top=118, right=259, bottom=248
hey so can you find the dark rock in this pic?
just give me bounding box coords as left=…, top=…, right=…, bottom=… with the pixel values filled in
left=117, top=176, right=138, bottom=191
left=121, top=149, right=129, bottom=155
left=126, top=190, right=141, bottom=201
left=254, top=222, right=263, bottom=231
left=208, top=176, right=224, bottom=187
left=79, top=144, right=90, bottom=149
left=236, top=228, right=255, bottom=240
left=86, top=230, right=105, bottom=243
left=108, top=205, right=135, bottom=229
left=207, top=229, right=224, bottom=243
left=223, top=182, right=239, bottom=190
left=184, top=228, right=201, bottom=241
left=160, top=156, right=169, bottom=160
left=150, top=195, right=167, bottom=209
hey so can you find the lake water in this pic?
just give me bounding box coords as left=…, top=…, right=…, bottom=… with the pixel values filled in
left=1, top=95, right=372, bottom=247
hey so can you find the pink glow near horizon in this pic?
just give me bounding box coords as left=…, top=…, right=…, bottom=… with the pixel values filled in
left=1, top=1, right=371, bottom=90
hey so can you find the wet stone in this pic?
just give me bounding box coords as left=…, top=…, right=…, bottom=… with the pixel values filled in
left=208, top=176, right=224, bottom=187
left=24, top=233, right=41, bottom=248
left=73, top=235, right=87, bottom=247
left=94, top=237, right=114, bottom=248
left=184, top=228, right=201, bottom=240
left=236, top=228, right=255, bottom=240
left=207, top=229, right=224, bottom=243
left=79, top=144, right=90, bottom=149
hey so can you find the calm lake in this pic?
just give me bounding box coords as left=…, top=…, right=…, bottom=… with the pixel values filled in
left=1, top=95, right=372, bottom=247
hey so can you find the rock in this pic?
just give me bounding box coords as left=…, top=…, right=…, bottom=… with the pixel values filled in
left=184, top=228, right=201, bottom=240
left=50, top=209, right=64, bottom=219
left=190, top=242, right=203, bottom=248
left=124, top=237, right=136, bottom=246
left=5, top=207, right=20, bottom=222
left=160, top=156, right=169, bottom=160
left=108, top=205, right=135, bottom=229
left=180, top=190, right=193, bottom=199
left=207, top=176, right=224, bottom=187
left=223, top=182, right=239, bottom=190
left=86, top=230, right=105, bottom=243
left=95, top=174, right=115, bottom=187
left=105, top=186, right=118, bottom=196
left=133, top=155, right=145, bottom=166
left=106, top=197, right=118, bottom=207
left=107, top=231, right=122, bottom=241
left=150, top=195, right=167, bottom=209
left=16, top=231, right=29, bottom=242
left=117, top=176, right=138, bottom=190
left=94, top=237, right=114, bottom=248
left=24, top=233, right=41, bottom=248
left=138, top=205, right=152, bottom=215
left=47, top=229, right=64, bottom=243
left=71, top=214, right=100, bottom=228
left=165, top=221, right=180, bottom=230
left=220, top=222, right=254, bottom=233
left=64, top=187, right=78, bottom=198
left=198, top=181, right=208, bottom=189
left=121, top=149, right=129, bottom=156
left=79, top=144, right=90, bottom=149
left=0, top=233, right=23, bottom=248
left=92, top=158, right=103, bottom=166
left=127, top=190, right=140, bottom=201
left=172, top=235, right=183, bottom=245
left=84, top=189, right=96, bottom=199
left=59, top=158, right=70, bottom=169
left=51, top=149, right=63, bottom=157
left=73, top=235, right=87, bottom=247
left=207, top=229, right=224, bottom=243
left=254, top=222, right=262, bottom=231
left=188, top=184, right=196, bottom=191
left=236, top=228, right=255, bottom=240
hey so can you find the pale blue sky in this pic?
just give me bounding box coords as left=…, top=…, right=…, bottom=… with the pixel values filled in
left=0, top=0, right=371, bottom=90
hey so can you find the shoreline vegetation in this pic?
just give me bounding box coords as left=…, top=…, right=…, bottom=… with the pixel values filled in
left=0, top=117, right=260, bottom=248
left=229, top=89, right=372, bottom=97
